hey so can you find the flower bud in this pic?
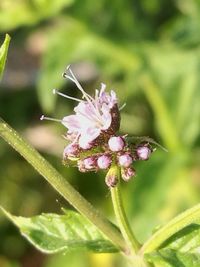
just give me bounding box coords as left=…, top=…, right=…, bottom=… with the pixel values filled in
left=118, top=154, right=133, bottom=167
left=78, top=160, right=87, bottom=172
left=97, top=154, right=112, bottom=169
left=136, top=145, right=151, bottom=160
left=105, top=166, right=118, bottom=187
left=108, top=136, right=125, bottom=152
left=78, top=156, right=96, bottom=172
left=63, top=143, right=79, bottom=159
left=121, top=167, right=136, bottom=182
left=83, top=157, right=96, bottom=169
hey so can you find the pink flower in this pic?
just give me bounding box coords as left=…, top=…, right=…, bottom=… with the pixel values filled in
left=40, top=66, right=156, bottom=186
left=59, top=66, right=120, bottom=149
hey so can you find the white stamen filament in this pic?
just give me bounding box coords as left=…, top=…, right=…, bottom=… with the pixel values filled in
left=63, top=66, right=103, bottom=122
left=63, top=74, right=94, bottom=103
left=64, top=74, right=94, bottom=103
left=53, top=89, right=82, bottom=102
left=40, top=115, right=61, bottom=122
left=64, top=68, right=93, bottom=101
left=68, top=68, right=93, bottom=100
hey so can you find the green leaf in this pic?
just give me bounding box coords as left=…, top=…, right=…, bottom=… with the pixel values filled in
left=0, top=34, right=10, bottom=79
left=146, top=224, right=200, bottom=267
left=142, top=203, right=200, bottom=266
left=1, top=207, right=118, bottom=254
left=141, top=202, right=200, bottom=254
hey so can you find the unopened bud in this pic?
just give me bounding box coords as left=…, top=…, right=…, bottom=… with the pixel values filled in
left=121, top=167, right=136, bottom=181
left=83, top=157, right=96, bottom=169
left=118, top=154, right=133, bottom=167
left=78, top=160, right=86, bottom=172
left=97, top=154, right=112, bottom=169
left=136, top=145, right=151, bottom=160
left=63, top=143, right=79, bottom=159
left=78, top=156, right=96, bottom=172
left=108, top=136, right=125, bottom=152
left=105, top=166, right=118, bottom=187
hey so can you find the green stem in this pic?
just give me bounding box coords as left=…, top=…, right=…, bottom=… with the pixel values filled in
left=0, top=118, right=126, bottom=252
left=140, top=202, right=200, bottom=255
left=110, top=167, right=140, bottom=255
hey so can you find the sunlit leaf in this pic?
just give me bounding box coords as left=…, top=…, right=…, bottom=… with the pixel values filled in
left=146, top=224, right=200, bottom=267
left=1, top=208, right=118, bottom=254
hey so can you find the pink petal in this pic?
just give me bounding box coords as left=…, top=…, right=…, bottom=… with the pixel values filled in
left=79, top=127, right=101, bottom=148
left=100, top=104, right=112, bottom=130
left=62, top=115, right=81, bottom=131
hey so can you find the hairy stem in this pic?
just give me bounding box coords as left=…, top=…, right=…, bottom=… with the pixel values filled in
left=110, top=167, right=140, bottom=256
left=0, top=118, right=126, bottom=252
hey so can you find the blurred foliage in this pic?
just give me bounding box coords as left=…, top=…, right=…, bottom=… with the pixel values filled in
left=0, top=0, right=200, bottom=266
left=0, top=0, right=73, bottom=31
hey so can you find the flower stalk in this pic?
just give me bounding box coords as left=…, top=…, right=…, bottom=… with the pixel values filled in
left=110, top=166, right=141, bottom=256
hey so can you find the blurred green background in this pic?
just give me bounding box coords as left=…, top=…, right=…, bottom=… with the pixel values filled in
left=0, top=0, right=200, bottom=266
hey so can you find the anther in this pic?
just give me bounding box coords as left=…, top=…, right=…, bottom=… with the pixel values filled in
left=62, top=72, right=67, bottom=78
left=62, top=65, right=71, bottom=78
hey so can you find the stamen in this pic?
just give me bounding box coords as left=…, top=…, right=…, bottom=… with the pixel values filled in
left=62, top=72, right=66, bottom=78
left=100, top=83, right=106, bottom=95
left=62, top=65, right=71, bottom=78
left=63, top=66, right=103, bottom=122
left=64, top=66, right=94, bottom=102
left=53, top=89, right=82, bottom=102
left=66, top=64, right=71, bottom=70
left=119, top=103, right=126, bottom=111
left=95, top=89, right=99, bottom=99
left=40, top=115, right=61, bottom=122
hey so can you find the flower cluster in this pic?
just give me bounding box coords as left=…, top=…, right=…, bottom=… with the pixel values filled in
left=41, top=66, right=153, bottom=187
left=65, top=135, right=152, bottom=186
